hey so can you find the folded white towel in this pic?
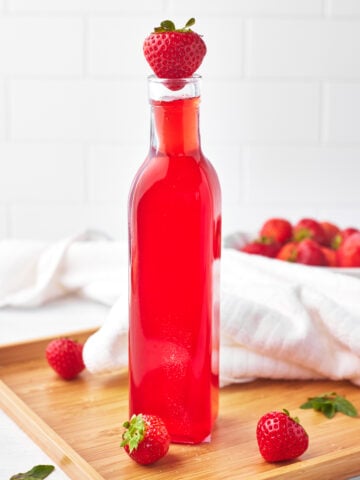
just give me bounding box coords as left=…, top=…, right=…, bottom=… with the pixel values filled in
left=83, top=247, right=360, bottom=386
left=0, top=231, right=126, bottom=308
left=1, top=232, right=360, bottom=387
left=220, top=250, right=360, bottom=386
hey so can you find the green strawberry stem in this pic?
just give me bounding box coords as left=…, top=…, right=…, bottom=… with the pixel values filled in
left=294, top=228, right=310, bottom=242
left=258, top=236, right=275, bottom=245
left=332, top=234, right=342, bottom=250
left=282, top=408, right=300, bottom=424
left=154, top=18, right=196, bottom=33
left=121, top=414, right=146, bottom=453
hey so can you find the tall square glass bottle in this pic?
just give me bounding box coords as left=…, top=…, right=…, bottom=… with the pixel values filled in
left=128, top=76, right=221, bottom=444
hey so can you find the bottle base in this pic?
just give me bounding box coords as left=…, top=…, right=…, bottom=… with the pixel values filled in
left=170, top=432, right=212, bottom=445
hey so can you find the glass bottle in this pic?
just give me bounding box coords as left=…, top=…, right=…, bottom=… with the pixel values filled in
left=128, top=75, right=221, bottom=444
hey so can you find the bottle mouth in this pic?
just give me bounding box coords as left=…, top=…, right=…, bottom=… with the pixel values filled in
left=148, top=75, right=201, bottom=100
left=148, top=74, right=201, bottom=84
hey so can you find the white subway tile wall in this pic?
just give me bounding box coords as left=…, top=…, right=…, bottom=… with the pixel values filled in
left=0, top=17, right=83, bottom=76
left=243, top=147, right=360, bottom=206
left=247, top=19, right=360, bottom=78
left=10, top=80, right=148, bottom=142
left=8, top=0, right=165, bottom=13
left=325, top=84, right=360, bottom=143
left=326, top=0, right=360, bottom=16
left=0, top=206, right=7, bottom=237
left=0, top=144, right=84, bottom=201
left=167, top=0, right=324, bottom=16
left=0, top=80, right=5, bottom=140
left=0, top=0, right=359, bottom=240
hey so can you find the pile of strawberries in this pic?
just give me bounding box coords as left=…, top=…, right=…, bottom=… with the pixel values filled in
left=240, top=217, right=360, bottom=268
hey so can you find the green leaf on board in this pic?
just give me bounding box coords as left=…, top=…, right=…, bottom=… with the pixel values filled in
left=300, top=392, right=358, bottom=419
left=10, top=465, right=55, bottom=480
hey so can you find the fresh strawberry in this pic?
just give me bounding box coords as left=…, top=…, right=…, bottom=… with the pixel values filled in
left=321, top=246, right=338, bottom=267
left=143, top=18, right=206, bottom=79
left=337, top=232, right=360, bottom=267
left=277, top=239, right=326, bottom=266
left=276, top=241, right=299, bottom=262
left=45, top=337, right=85, bottom=380
left=297, top=239, right=327, bottom=266
left=293, top=218, right=327, bottom=245
left=256, top=409, right=309, bottom=462
left=332, top=227, right=359, bottom=250
left=259, top=218, right=293, bottom=245
left=320, top=221, right=340, bottom=247
left=241, top=239, right=281, bottom=258
left=121, top=413, right=170, bottom=465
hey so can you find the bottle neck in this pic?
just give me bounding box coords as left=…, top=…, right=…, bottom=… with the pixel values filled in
left=150, top=97, right=201, bottom=155
left=147, top=76, right=202, bottom=156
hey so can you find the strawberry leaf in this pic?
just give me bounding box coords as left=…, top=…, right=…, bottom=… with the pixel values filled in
left=153, top=17, right=198, bottom=34
left=300, top=392, right=358, bottom=418
left=160, top=20, right=175, bottom=31
left=121, top=414, right=146, bottom=453
left=10, top=465, right=55, bottom=479
left=185, top=18, right=195, bottom=28
left=282, top=408, right=300, bottom=424
left=334, top=396, right=358, bottom=417
left=322, top=402, right=336, bottom=419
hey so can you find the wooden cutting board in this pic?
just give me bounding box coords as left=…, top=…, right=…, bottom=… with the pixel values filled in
left=1, top=329, right=360, bottom=480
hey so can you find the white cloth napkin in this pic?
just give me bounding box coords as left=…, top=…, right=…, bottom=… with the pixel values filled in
left=1, top=232, right=360, bottom=387
left=0, top=231, right=126, bottom=308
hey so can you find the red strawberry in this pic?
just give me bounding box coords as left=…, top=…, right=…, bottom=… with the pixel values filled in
left=332, top=227, right=359, bottom=250
left=277, top=239, right=326, bottom=266
left=321, top=246, right=338, bottom=267
left=276, top=241, right=299, bottom=262
left=241, top=239, right=281, bottom=258
left=256, top=410, right=309, bottom=462
left=121, top=413, right=170, bottom=465
left=259, top=218, right=293, bottom=245
left=45, top=337, right=85, bottom=380
left=293, top=218, right=327, bottom=245
left=337, top=232, right=360, bottom=267
left=143, top=18, right=206, bottom=79
left=296, top=239, right=327, bottom=266
left=320, top=221, right=340, bottom=247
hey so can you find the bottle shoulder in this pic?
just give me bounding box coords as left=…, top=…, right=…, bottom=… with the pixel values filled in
left=130, top=152, right=220, bottom=195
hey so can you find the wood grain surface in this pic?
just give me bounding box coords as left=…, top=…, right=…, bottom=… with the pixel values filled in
left=1, top=330, right=360, bottom=480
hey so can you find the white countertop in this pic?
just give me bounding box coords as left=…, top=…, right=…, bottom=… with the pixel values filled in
left=0, top=296, right=108, bottom=480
